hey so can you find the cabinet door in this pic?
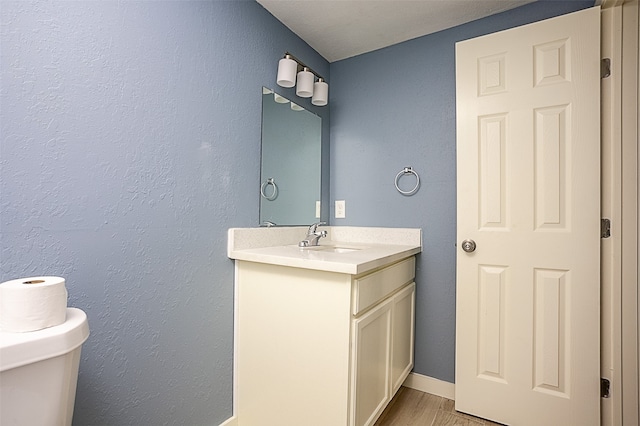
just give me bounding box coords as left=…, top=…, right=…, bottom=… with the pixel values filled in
left=350, top=298, right=393, bottom=426
left=391, top=282, right=416, bottom=394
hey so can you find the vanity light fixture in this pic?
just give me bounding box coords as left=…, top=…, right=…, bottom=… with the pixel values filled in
left=276, top=52, right=329, bottom=106
left=276, top=55, right=297, bottom=88
left=296, top=67, right=314, bottom=98
left=312, top=78, right=328, bottom=106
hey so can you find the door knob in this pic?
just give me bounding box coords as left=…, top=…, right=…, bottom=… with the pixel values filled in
left=461, top=239, right=476, bottom=253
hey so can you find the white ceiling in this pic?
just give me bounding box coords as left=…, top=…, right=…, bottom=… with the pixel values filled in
left=257, top=0, right=536, bottom=62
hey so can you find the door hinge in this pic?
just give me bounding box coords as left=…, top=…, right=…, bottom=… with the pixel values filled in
left=601, top=378, right=611, bottom=398
left=601, top=58, right=611, bottom=78
left=601, top=218, right=611, bottom=238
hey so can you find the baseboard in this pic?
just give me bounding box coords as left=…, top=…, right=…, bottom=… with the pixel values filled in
left=222, top=373, right=453, bottom=425
left=402, top=372, right=455, bottom=400
left=219, top=415, right=237, bottom=426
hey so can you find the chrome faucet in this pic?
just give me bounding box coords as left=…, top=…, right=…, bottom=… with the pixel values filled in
left=298, top=222, right=327, bottom=247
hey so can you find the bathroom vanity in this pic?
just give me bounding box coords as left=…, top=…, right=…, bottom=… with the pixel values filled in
left=228, top=227, right=421, bottom=426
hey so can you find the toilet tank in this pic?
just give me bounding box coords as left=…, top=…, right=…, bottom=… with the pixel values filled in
left=0, top=308, right=90, bottom=426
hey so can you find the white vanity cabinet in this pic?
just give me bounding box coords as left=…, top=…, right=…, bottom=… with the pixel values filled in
left=235, top=256, right=416, bottom=426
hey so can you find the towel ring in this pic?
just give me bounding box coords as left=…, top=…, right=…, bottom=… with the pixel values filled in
left=260, top=177, right=278, bottom=201
left=395, top=167, right=420, bottom=196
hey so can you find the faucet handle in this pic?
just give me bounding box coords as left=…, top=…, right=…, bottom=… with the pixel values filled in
left=308, top=221, right=326, bottom=233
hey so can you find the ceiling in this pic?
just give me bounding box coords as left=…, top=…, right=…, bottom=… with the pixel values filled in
left=257, top=0, right=536, bottom=62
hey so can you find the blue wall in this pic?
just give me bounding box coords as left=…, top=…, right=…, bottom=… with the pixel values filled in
left=329, top=0, right=593, bottom=383
left=0, top=1, right=328, bottom=424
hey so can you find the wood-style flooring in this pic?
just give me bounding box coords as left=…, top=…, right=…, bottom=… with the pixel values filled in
left=374, top=387, right=504, bottom=426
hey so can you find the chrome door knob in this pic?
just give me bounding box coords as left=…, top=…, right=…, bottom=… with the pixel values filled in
left=461, top=239, right=476, bottom=253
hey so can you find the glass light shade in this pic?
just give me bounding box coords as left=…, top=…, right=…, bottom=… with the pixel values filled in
left=277, top=57, right=297, bottom=88
left=273, top=93, right=289, bottom=104
left=296, top=68, right=314, bottom=98
left=312, top=79, right=328, bottom=106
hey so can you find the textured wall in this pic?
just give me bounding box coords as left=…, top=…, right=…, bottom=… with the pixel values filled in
left=329, top=0, right=593, bottom=383
left=0, top=1, right=328, bottom=424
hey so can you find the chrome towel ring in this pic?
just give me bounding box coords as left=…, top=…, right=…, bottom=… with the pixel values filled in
left=260, top=177, right=278, bottom=200
left=395, top=167, right=420, bottom=196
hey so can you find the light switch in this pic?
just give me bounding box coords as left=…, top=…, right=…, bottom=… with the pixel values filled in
left=315, top=201, right=321, bottom=219
left=335, top=200, right=346, bottom=219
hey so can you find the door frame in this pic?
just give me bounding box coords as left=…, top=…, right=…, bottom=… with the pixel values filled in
left=619, top=1, right=639, bottom=423
left=599, top=1, right=638, bottom=425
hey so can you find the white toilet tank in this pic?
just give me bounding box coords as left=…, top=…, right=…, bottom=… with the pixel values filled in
left=0, top=308, right=89, bottom=426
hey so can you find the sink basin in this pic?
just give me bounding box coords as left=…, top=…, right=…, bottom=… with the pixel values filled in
left=292, top=244, right=365, bottom=253
left=323, top=247, right=361, bottom=253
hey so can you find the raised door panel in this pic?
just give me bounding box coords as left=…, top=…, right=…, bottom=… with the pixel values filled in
left=350, top=298, right=393, bottom=426
left=390, top=282, right=416, bottom=394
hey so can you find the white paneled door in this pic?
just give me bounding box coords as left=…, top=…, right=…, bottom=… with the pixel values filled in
left=455, top=7, right=601, bottom=425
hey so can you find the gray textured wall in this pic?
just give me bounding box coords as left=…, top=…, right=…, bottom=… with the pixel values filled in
left=329, top=0, right=593, bottom=383
left=0, top=1, right=328, bottom=424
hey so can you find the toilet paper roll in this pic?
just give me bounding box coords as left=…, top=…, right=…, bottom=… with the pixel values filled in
left=0, top=276, right=68, bottom=332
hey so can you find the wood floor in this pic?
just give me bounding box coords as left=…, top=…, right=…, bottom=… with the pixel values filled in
left=374, top=387, right=504, bottom=426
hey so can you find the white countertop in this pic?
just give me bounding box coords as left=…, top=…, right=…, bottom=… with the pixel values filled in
left=228, top=227, right=422, bottom=275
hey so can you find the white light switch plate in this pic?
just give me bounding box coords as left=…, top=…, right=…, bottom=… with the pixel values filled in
left=315, top=201, right=321, bottom=219
left=335, top=200, right=346, bottom=219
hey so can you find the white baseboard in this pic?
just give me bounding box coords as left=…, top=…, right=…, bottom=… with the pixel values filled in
left=402, top=372, right=455, bottom=400
left=219, top=415, right=237, bottom=426
left=222, top=373, right=453, bottom=425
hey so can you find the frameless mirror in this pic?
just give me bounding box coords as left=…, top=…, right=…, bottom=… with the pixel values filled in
left=259, top=87, right=322, bottom=226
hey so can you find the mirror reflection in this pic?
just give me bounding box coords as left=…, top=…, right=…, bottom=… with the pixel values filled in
left=260, top=88, right=322, bottom=226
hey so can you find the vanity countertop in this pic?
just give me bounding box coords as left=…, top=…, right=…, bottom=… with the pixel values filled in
left=228, top=227, right=422, bottom=275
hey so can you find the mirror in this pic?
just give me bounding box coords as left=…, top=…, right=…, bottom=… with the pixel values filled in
left=260, top=87, right=322, bottom=226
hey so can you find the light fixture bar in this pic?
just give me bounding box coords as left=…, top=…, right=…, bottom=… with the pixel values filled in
left=283, top=51, right=325, bottom=82
left=276, top=51, right=329, bottom=106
